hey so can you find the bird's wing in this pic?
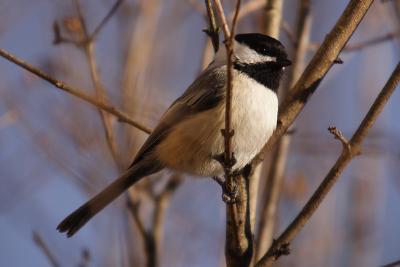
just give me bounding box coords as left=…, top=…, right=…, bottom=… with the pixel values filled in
left=130, top=66, right=226, bottom=166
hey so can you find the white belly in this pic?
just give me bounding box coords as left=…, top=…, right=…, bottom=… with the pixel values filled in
left=156, top=72, right=278, bottom=177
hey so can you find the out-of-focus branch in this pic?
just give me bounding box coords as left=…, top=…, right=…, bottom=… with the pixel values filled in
left=204, top=0, right=220, bottom=53
left=0, top=48, right=152, bottom=134
left=255, top=0, right=311, bottom=260
left=67, top=0, right=123, bottom=169
left=256, top=61, right=400, bottom=267
left=381, top=259, right=400, bottom=267
left=263, top=0, right=284, bottom=38
left=127, top=175, right=182, bottom=267
left=229, top=0, right=264, bottom=21
left=77, top=249, right=91, bottom=267
left=253, top=0, right=375, bottom=166
left=88, top=0, right=124, bottom=41
left=344, top=31, right=399, bottom=51
left=32, top=231, right=60, bottom=267
left=307, top=31, right=400, bottom=52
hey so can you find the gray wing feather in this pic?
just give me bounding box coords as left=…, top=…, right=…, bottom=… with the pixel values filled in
left=130, top=66, right=226, bottom=166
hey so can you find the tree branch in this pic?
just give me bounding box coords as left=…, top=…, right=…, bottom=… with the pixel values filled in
left=204, top=0, right=220, bottom=53
left=69, top=0, right=124, bottom=169
left=88, top=0, right=124, bottom=41
left=213, top=2, right=257, bottom=267
left=0, top=48, right=152, bottom=134
left=256, top=61, right=400, bottom=267
left=127, top=175, right=182, bottom=267
left=253, top=0, right=376, bottom=166
left=32, top=231, right=60, bottom=267
left=307, top=31, right=400, bottom=52
left=263, top=0, right=284, bottom=38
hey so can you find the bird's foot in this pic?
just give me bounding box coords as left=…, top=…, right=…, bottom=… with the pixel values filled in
left=212, top=174, right=239, bottom=204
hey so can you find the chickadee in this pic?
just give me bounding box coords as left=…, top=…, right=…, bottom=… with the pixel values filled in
left=57, top=33, right=291, bottom=237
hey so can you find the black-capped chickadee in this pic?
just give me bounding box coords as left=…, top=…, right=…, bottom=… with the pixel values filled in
left=57, top=33, right=291, bottom=237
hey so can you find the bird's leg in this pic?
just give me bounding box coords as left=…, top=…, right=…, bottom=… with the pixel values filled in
left=212, top=175, right=238, bottom=203
left=212, top=152, right=240, bottom=203
left=212, top=169, right=244, bottom=204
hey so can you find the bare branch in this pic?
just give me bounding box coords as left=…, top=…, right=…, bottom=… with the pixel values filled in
left=256, top=61, right=400, bottom=267
left=328, top=126, right=352, bottom=153
left=70, top=0, right=124, bottom=169
left=0, top=48, right=152, bottom=134
left=32, top=231, right=60, bottom=267
left=127, top=175, right=182, bottom=267
left=213, top=2, right=257, bottom=267
left=263, top=0, right=284, bottom=38
left=308, top=31, right=400, bottom=52
left=89, top=0, right=124, bottom=41
left=204, top=0, right=220, bottom=53
left=229, top=0, right=264, bottom=21
left=254, top=0, right=376, bottom=166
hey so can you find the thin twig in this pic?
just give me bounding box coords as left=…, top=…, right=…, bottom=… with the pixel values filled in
left=127, top=175, right=182, bottom=267
left=256, top=61, right=400, bottom=267
left=0, top=48, right=152, bottom=134
left=328, top=126, right=352, bottom=153
left=32, top=231, right=60, bottom=267
left=229, top=0, right=264, bottom=21
left=213, top=2, right=254, bottom=267
left=344, top=31, right=399, bottom=51
left=308, top=31, right=400, bottom=52
left=72, top=0, right=123, bottom=169
left=89, top=0, right=124, bottom=41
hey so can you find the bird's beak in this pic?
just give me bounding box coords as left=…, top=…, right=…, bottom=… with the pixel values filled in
left=279, top=58, right=292, bottom=67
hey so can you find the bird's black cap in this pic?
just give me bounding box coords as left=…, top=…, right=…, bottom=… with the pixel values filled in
left=235, top=33, right=290, bottom=64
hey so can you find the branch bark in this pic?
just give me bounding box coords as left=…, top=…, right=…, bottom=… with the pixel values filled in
left=256, top=61, right=400, bottom=267
left=0, top=48, right=152, bottom=134
left=213, top=2, right=258, bottom=267
left=263, top=0, right=284, bottom=38
left=253, top=0, right=375, bottom=166
left=128, top=175, right=182, bottom=267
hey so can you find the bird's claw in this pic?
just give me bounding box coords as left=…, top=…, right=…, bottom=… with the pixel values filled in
left=212, top=176, right=239, bottom=204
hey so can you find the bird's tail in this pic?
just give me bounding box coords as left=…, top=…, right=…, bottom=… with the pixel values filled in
left=57, top=162, right=154, bottom=237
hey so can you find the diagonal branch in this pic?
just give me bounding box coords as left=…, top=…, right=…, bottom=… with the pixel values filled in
left=88, top=0, right=124, bottom=41
left=72, top=0, right=123, bottom=169
left=253, top=0, right=376, bottom=166
left=256, top=61, right=400, bottom=267
left=32, top=231, right=60, bottom=267
left=0, top=48, right=152, bottom=134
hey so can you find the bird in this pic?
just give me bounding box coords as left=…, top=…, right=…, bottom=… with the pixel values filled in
left=57, top=33, right=291, bottom=237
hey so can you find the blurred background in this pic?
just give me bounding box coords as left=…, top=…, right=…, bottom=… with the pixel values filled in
left=0, top=0, right=399, bottom=266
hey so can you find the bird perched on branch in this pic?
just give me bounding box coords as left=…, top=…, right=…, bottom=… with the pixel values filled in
left=57, top=33, right=291, bottom=237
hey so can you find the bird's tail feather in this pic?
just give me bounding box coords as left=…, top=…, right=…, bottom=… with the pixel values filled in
left=57, top=163, right=149, bottom=237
